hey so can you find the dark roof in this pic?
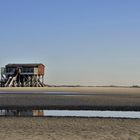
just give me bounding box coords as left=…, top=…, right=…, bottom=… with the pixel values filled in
left=5, top=63, right=45, bottom=67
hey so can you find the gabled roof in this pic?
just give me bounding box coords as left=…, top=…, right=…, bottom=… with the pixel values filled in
left=5, top=63, right=45, bottom=67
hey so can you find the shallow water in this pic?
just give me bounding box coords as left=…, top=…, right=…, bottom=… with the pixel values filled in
left=0, top=110, right=140, bottom=118
left=44, top=110, right=140, bottom=118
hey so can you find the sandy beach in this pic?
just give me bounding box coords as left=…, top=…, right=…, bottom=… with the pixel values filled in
left=1, top=86, right=140, bottom=94
left=0, top=87, right=140, bottom=139
left=0, top=117, right=139, bottom=140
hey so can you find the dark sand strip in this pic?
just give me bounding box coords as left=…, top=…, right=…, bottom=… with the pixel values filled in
left=0, top=87, right=140, bottom=111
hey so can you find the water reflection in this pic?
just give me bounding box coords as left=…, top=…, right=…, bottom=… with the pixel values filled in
left=0, top=110, right=140, bottom=118
left=0, top=110, right=44, bottom=117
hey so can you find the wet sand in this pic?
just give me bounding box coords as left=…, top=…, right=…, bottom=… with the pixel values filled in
left=0, top=87, right=140, bottom=111
left=0, top=117, right=140, bottom=140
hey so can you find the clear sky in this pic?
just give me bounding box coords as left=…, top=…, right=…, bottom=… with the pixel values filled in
left=0, top=0, right=140, bottom=86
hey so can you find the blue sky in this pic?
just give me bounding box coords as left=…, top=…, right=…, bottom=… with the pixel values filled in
left=0, top=0, right=140, bottom=86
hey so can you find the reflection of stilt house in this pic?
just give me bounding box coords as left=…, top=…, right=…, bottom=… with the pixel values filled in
left=1, top=63, right=45, bottom=87
left=0, top=110, right=44, bottom=117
